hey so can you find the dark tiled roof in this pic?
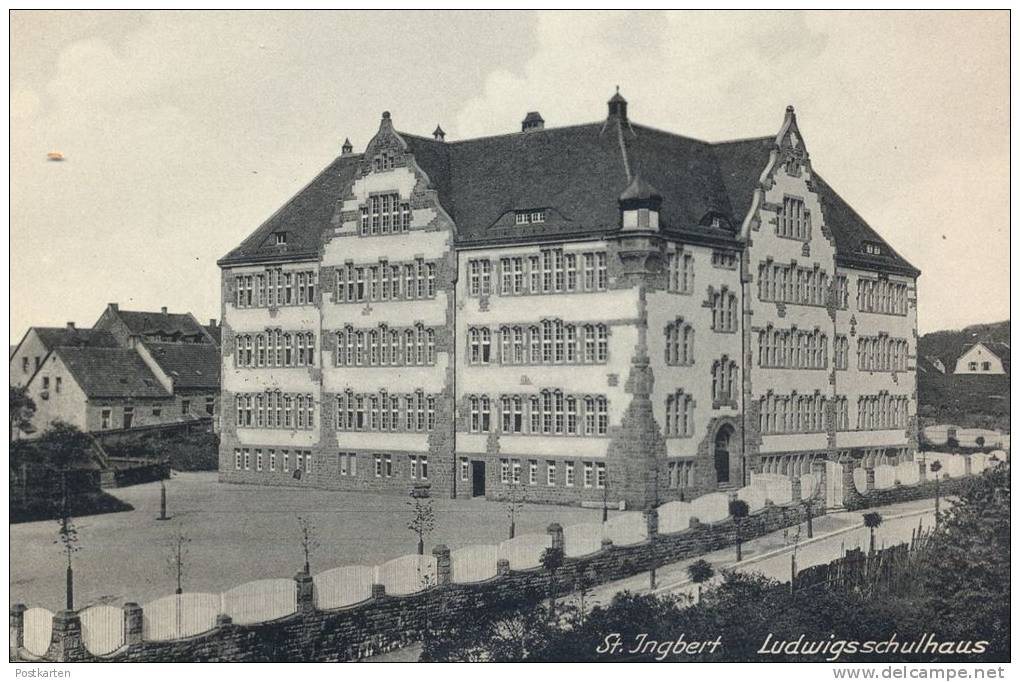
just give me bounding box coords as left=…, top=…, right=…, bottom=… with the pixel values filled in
left=221, top=114, right=918, bottom=276
left=144, top=342, right=221, bottom=390
left=116, top=310, right=209, bottom=340
left=33, top=327, right=119, bottom=351
left=218, top=154, right=364, bottom=266
left=56, top=347, right=171, bottom=399
left=203, top=324, right=221, bottom=346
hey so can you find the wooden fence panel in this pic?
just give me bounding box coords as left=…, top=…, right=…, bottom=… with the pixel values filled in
left=451, top=545, right=498, bottom=584
left=691, top=492, right=729, bottom=523
left=656, top=500, right=691, bottom=534
left=737, top=485, right=766, bottom=512
left=313, top=566, right=374, bottom=610
left=874, top=464, right=897, bottom=490
left=22, top=607, right=52, bottom=657
left=143, top=593, right=221, bottom=640
left=221, top=579, right=296, bottom=626
left=564, top=522, right=603, bottom=557
left=603, top=512, right=647, bottom=546
left=375, top=554, right=437, bottom=596
left=853, top=468, right=868, bottom=494
left=80, top=604, right=124, bottom=656
left=498, top=533, right=551, bottom=570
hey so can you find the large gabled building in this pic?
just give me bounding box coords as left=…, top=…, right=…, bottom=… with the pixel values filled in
left=217, top=93, right=919, bottom=508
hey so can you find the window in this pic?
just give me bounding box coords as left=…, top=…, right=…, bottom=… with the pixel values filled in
left=152, top=407, right=162, bottom=417
left=275, top=232, right=287, bottom=245
left=269, top=451, right=277, bottom=472
left=596, top=462, right=606, bottom=489
left=665, top=319, right=694, bottom=366
left=420, top=456, right=428, bottom=480
left=234, top=449, right=242, bottom=470
left=468, top=259, right=492, bottom=297
left=283, top=452, right=289, bottom=472
left=512, top=459, right=522, bottom=484
left=546, top=461, right=556, bottom=486
left=981, top=361, right=991, bottom=371
left=668, top=249, right=694, bottom=294
left=778, top=196, right=810, bottom=240
left=583, top=462, right=594, bottom=488
left=21, top=357, right=28, bottom=373
left=500, top=458, right=510, bottom=484
left=863, top=241, right=882, bottom=256
left=565, top=462, right=575, bottom=487
left=256, top=450, right=263, bottom=472
left=515, top=209, right=545, bottom=224
left=205, top=396, right=215, bottom=415
left=243, top=449, right=251, bottom=470
left=460, top=458, right=469, bottom=482
left=712, top=357, right=738, bottom=404
left=374, top=454, right=383, bottom=478
left=711, top=250, right=738, bottom=269
left=856, top=278, right=908, bottom=315
left=123, top=406, right=134, bottom=429
left=758, top=261, right=829, bottom=307
left=665, top=390, right=694, bottom=437
left=528, top=460, right=538, bottom=486
left=42, top=376, right=49, bottom=390
left=710, top=288, right=738, bottom=332
left=181, top=400, right=191, bottom=416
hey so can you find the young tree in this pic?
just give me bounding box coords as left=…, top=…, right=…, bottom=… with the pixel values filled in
left=407, top=494, right=435, bottom=555
left=687, top=559, right=715, bottom=603
left=729, top=499, right=750, bottom=562
left=296, top=514, right=320, bottom=573
left=863, top=511, right=883, bottom=554
left=165, top=524, right=190, bottom=594
left=55, top=496, right=80, bottom=610
left=506, top=482, right=526, bottom=539
left=930, top=460, right=943, bottom=526
left=9, top=386, right=35, bottom=441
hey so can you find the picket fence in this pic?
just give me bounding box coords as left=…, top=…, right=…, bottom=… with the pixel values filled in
left=22, top=607, right=53, bottom=657
left=79, top=604, right=124, bottom=655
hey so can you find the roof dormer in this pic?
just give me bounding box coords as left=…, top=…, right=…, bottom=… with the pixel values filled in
left=619, top=174, right=662, bottom=231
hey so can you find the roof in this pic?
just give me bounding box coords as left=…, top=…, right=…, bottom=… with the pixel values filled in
left=143, top=342, right=221, bottom=390
left=32, top=327, right=119, bottom=352
left=203, top=323, right=221, bottom=346
left=221, top=108, right=919, bottom=276
left=55, top=347, right=171, bottom=399
left=218, top=153, right=364, bottom=266
left=115, top=310, right=210, bottom=340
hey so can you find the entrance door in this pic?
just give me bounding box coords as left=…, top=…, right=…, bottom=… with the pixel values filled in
left=471, top=461, right=486, bottom=497
left=715, top=425, right=733, bottom=484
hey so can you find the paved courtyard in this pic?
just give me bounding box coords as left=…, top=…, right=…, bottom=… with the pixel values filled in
left=9, top=472, right=608, bottom=611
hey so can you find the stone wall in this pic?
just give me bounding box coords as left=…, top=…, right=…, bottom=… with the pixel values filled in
left=13, top=500, right=816, bottom=663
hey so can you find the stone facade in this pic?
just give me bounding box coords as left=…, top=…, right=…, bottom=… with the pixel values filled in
left=216, top=97, right=919, bottom=509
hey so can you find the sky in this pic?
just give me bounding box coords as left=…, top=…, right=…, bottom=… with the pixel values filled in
left=9, top=10, right=1010, bottom=342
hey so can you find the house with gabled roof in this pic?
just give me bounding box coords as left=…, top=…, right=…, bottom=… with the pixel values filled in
left=217, top=92, right=919, bottom=508
left=11, top=304, right=222, bottom=439
left=954, top=341, right=1009, bottom=376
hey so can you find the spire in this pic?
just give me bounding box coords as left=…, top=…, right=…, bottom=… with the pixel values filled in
left=433, top=124, right=446, bottom=142
left=341, top=138, right=353, bottom=156
left=608, top=86, right=628, bottom=121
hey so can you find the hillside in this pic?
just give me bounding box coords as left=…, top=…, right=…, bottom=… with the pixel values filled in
left=917, top=320, right=1010, bottom=430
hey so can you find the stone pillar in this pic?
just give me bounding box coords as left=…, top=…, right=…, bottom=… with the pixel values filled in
left=432, top=545, right=451, bottom=586
left=841, top=459, right=864, bottom=509
left=547, top=523, right=564, bottom=552
left=10, top=604, right=26, bottom=656
left=370, top=584, right=386, bottom=600
left=865, top=467, right=876, bottom=492
left=918, top=459, right=927, bottom=483
left=496, top=559, right=510, bottom=576
left=790, top=476, right=802, bottom=503
left=215, top=614, right=233, bottom=627
left=964, top=455, right=973, bottom=476
left=688, top=516, right=702, bottom=530
left=812, top=459, right=827, bottom=502
left=643, top=507, right=659, bottom=540
left=601, top=538, right=614, bottom=551
left=294, top=571, right=315, bottom=613
left=46, top=610, right=86, bottom=662
left=122, top=603, right=143, bottom=645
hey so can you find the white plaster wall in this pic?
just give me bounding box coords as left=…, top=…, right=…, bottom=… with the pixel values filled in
left=10, top=330, right=51, bottom=389
left=954, top=344, right=1006, bottom=375
left=24, top=353, right=88, bottom=433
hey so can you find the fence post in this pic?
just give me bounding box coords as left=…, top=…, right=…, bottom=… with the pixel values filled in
left=370, top=584, right=386, bottom=600
left=546, top=523, right=564, bottom=552
left=963, top=455, right=973, bottom=476
left=918, top=459, right=927, bottom=483
left=294, top=570, right=315, bottom=613
left=122, top=603, right=143, bottom=646
left=432, top=545, right=451, bottom=586
left=496, top=559, right=510, bottom=577
left=812, top=460, right=827, bottom=501
left=9, top=604, right=26, bottom=657
left=865, top=467, right=876, bottom=492
left=46, top=610, right=86, bottom=662
left=643, top=506, right=659, bottom=540
left=790, top=476, right=802, bottom=503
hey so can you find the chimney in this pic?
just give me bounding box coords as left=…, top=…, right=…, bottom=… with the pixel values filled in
left=108, top=302, right=119, bottom=312
left=341, top=138, right=353, bottom=156
left=433, top=125, right=446, bottom=142
left=209, top=319, right=217, bottom=328
left=66, top=322, right=75, bottom=331
left=161, top=306, right=168, bottom=315
left=127, top=334, right=139, bottom=349
left=521, top=111, right=544, bottom=132
left=608, top=87, right=628, bottom=122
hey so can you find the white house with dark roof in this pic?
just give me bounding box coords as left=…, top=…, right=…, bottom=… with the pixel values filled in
left=954, top=342, right=1009, bottom=375
left=216, top=92, right=920, bottom=508
left=10, top=304, right=221, bottom=438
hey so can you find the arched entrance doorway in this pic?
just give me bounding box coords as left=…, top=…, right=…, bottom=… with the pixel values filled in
left=715, top=424, right=733, bottom=485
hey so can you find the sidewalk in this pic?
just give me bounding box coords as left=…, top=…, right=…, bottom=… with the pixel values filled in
left=572, top=497, right=938, bottom=608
